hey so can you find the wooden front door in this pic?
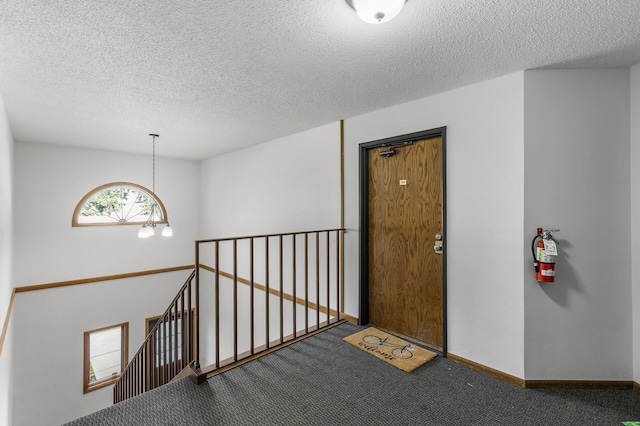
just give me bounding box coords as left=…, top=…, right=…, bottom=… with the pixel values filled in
left=367, top=135, right=444, bottom=351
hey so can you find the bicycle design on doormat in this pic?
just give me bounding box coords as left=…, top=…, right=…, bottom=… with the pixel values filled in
left=360, top=335, right=415, bottom=360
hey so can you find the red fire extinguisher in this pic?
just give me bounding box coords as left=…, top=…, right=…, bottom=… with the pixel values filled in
left=531, top=228, right=559, bottom=282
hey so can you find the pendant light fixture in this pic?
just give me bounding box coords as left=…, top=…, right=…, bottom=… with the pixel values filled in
left=138, top=133, right=173, bottom=238
left=346, top=0, right=407, bottom=24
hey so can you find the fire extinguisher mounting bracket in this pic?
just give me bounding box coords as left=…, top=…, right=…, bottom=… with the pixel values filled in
left=540, top=228, right=560, bottom=241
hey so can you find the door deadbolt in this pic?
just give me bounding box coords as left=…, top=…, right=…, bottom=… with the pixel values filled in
left=434, top=233, right=443, bottom=254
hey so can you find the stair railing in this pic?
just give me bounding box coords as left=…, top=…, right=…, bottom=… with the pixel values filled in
left=196, top=228, right=344, bottom=374
left=113, top=270, right=197, bottom=403
left=114, top=228, right=344, bottom=403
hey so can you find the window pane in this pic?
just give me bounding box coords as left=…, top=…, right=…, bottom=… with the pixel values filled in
left=154, top=319, right=183, bottom=366
left=89, top=327, right=122, bottom=382
left=76, top=184, right=165, bottom=224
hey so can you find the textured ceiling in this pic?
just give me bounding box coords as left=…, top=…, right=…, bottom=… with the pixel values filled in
left=1, top=0, right=639, bottom=160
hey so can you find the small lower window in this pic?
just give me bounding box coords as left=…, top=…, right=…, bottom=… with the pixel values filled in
left=83, top=322, right=129, bottom=393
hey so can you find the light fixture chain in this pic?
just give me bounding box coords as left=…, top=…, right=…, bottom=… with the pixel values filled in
left=139, top=133, right=171, bottom=238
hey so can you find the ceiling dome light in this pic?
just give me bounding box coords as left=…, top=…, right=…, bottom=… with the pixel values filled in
left=347, top=0, right=407, bottom=24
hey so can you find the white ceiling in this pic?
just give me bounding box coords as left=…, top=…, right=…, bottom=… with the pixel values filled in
left=1, top=0, right=639, bottom=160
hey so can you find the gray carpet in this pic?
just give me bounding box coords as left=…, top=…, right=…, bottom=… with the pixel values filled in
left=66, top=323, right=640, bottom=425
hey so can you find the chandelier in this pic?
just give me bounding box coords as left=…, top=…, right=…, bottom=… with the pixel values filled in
left=138, top=133, right=172, bottom=238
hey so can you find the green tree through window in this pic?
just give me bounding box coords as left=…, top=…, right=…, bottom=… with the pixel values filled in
left=82, top=187, right=131, bottom=219
left=73, top=182, right=168, bottom=226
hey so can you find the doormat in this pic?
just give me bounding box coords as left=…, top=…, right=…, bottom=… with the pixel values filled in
left=343, top=327, right=437, bottom=373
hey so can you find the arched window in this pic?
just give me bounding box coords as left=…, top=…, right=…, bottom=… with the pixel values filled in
left=72, top=182, right=168, bottom=227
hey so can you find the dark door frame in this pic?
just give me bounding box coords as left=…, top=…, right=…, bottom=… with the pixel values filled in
left=359, top=126, right=447, bottom=354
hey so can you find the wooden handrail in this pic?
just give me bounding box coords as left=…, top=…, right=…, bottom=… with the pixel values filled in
left=0, top=289, right=16, bottom=359
left=195, top=228, right=345, bottom=244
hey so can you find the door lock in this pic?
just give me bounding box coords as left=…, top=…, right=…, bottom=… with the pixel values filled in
left=434, top=233, right=443, bottom=254
left=434, top=241, right=443, bottom=254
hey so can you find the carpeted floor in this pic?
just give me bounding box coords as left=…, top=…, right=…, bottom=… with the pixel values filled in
left=66, top=322, right=640, bottom=425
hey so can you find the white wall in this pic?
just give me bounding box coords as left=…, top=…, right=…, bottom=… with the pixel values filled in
left=0, top=93, right=14, bottom=426
left=343, top=73, right=526, bottom=378
left=631, top=63, right=640, bottom=385
left=199, top=122, right=341, bottom=238
left=0, top=318, right=13, bottom=426
left=523, top=69, right=632, bottom=380
left=0, top=95, right=12, bottom=318
left=198, top=123, right=341, bottom=369
left=10, top=143, right=200, bottom=424
left=11, top=271, right=193, bottom=426
left=13, top=143, right=199, bottom=285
